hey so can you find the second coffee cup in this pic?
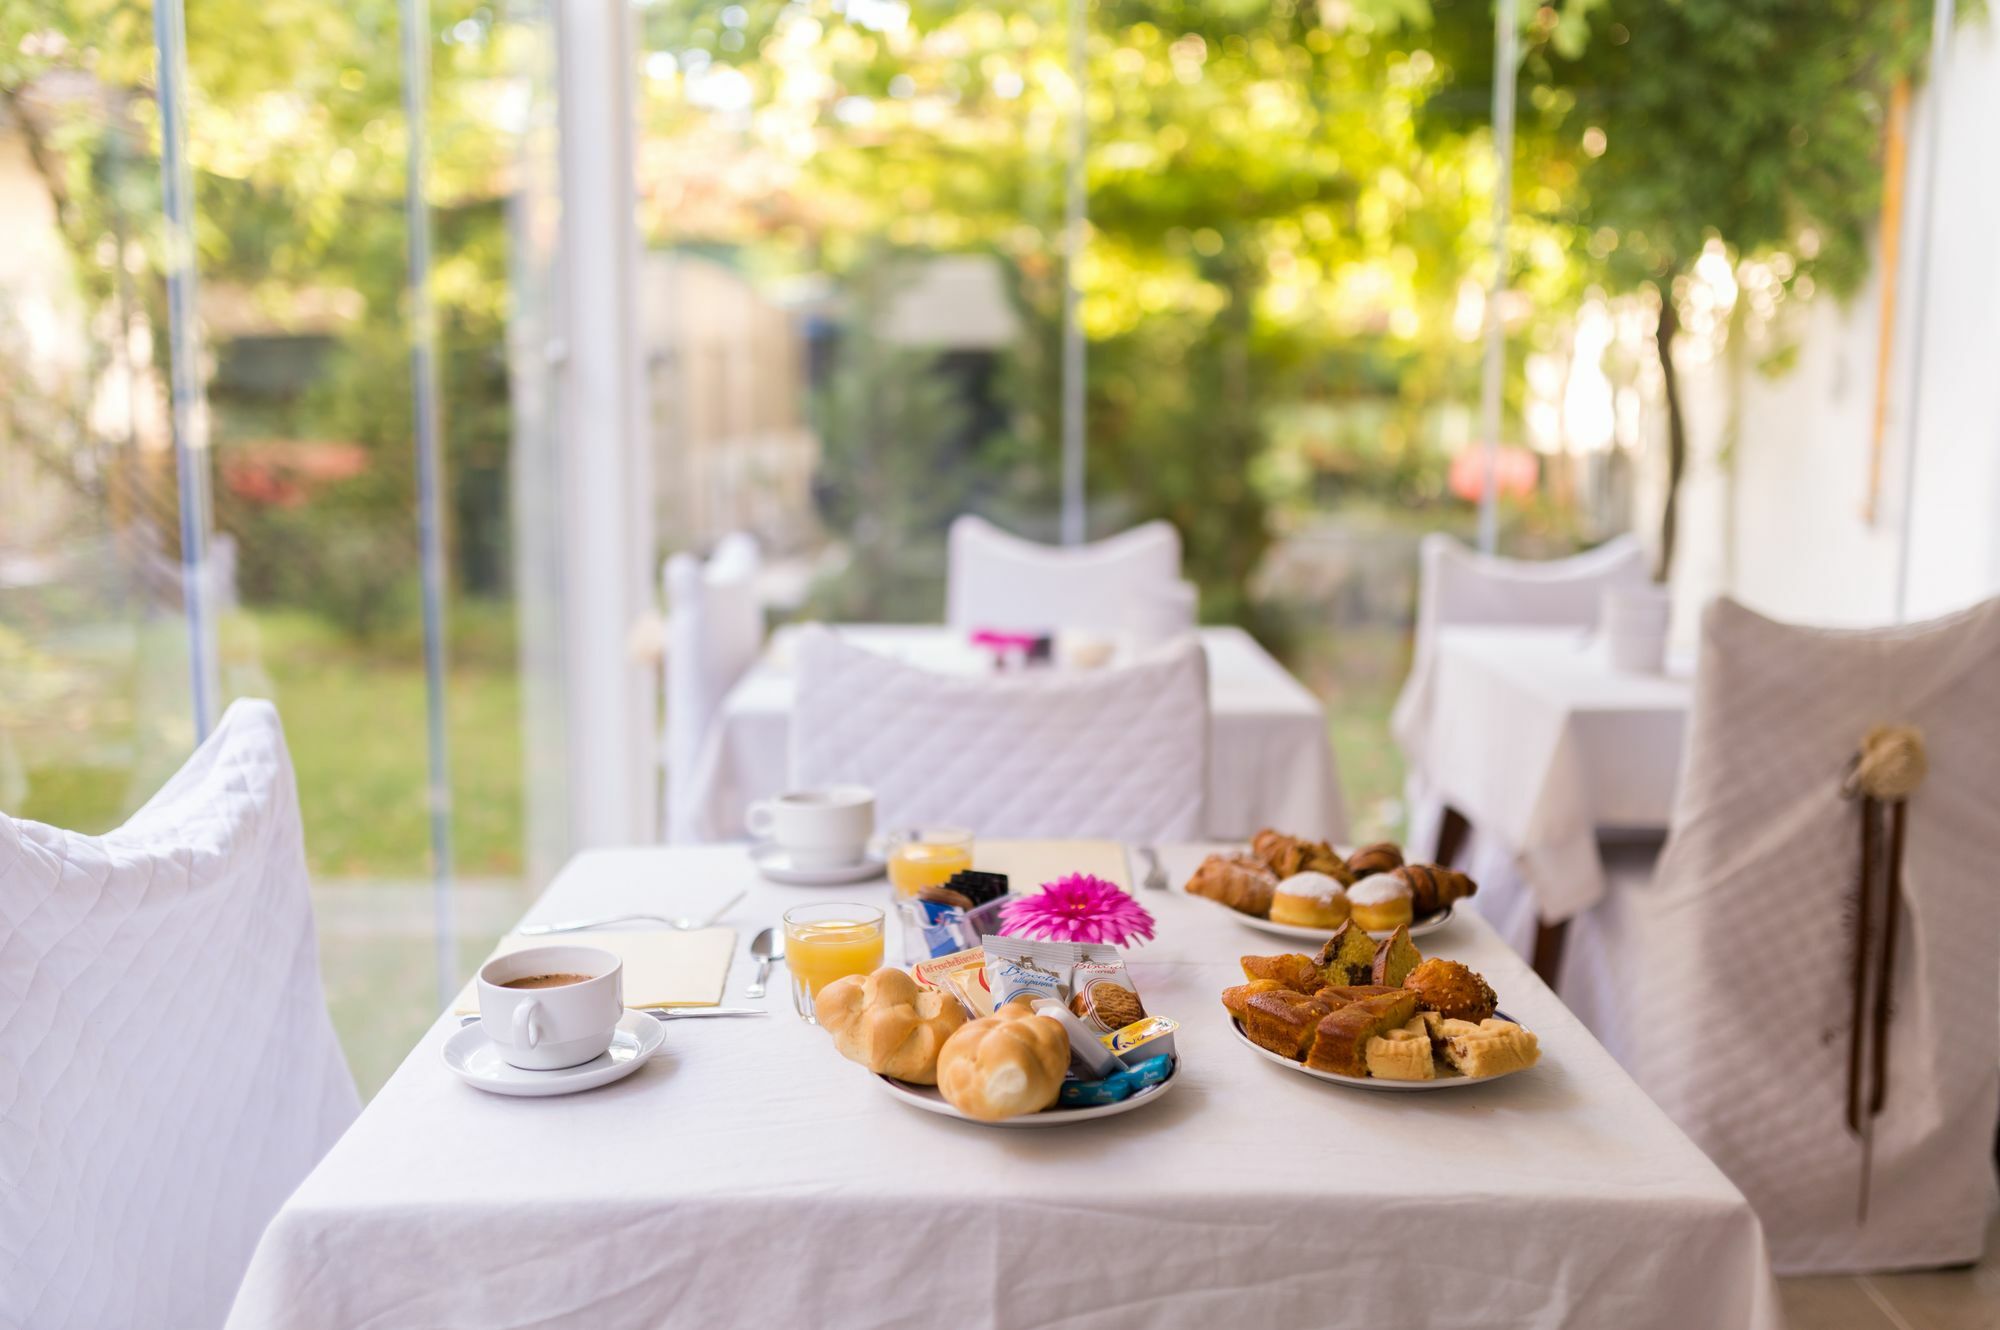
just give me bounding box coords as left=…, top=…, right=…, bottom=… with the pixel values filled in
left=745, top=786, right=876, bottom=869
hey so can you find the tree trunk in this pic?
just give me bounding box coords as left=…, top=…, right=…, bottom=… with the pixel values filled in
left=1653, top=281, right=1687, bottom=582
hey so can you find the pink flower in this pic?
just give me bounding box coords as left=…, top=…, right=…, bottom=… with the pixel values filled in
left=999, top=873, right=1157, bottom=946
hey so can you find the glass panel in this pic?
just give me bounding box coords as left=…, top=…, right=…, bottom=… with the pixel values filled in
left=633, top=0, right=1068, bottom=618
left=0, top=21, right=196, bottom=829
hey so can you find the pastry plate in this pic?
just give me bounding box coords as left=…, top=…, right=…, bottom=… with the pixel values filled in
left=1229, top=1011, right=1532, bottom=1091
left=871, top=1061, right=1179, bottom=1127
left=1201, top=895, right=1454, bottom=942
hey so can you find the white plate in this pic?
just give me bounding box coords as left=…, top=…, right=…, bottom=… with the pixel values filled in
left=1228, top=1011, right=1533, bottom=1091
left=749, top=842, right=888, bottom=886
left=871, top=1061, right=1179, bottom=1126
left=444, top=1010, right=664, bottom=1097
left=1198, top=894, right=1454, bottom=942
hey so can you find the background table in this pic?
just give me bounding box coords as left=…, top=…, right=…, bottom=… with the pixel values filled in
left=1417, top=626, right=1692, bottom=925
left=683, top=624, right=1347, bottom=842
left=230, top=843, right=1780, bottom=1330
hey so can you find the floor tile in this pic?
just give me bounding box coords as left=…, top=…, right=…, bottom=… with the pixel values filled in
left=1778, top=1275, right=1902, bottom=1330
left=1864, top=1215, right=2000, bottom=1330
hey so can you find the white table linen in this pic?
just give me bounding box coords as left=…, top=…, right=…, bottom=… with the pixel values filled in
left=230, top=843, right=1780, bottom=1330
left=684, top=624, right=1346, bottom=842
left=1416, top=626, right=1691, bottom=925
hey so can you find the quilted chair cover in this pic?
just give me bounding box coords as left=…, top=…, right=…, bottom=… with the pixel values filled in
left=663, top=534, right=764, bottom=842
left=1559, top=596, right=2000, bottom=1274
left=944, top=515, right=1182, bottom=634
left=790, top=625, right=1209, bottom=842
left=1384, top=532, right=1648, bottom=880
left=1, top=700, right=359, bottom=1329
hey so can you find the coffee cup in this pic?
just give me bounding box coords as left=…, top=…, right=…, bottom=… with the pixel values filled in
left=477, top=945, right=624, bottom=1070
left=746, top=786, right=875, bottom=869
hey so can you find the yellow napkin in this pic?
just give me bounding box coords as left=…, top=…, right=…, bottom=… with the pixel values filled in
left=454, top=927, right=737, bottom=1014
left=973, top=839, right=1132, bottom=893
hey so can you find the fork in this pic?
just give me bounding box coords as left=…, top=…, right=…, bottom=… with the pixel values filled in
left=516, top=890, right=746, bottom=937
left=1135, top=846, right=1169, bottom=892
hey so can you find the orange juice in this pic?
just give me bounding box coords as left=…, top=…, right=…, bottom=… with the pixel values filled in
left=889, top=841, right=974, bottom=896
left=785, top=920, right=886, bottom=998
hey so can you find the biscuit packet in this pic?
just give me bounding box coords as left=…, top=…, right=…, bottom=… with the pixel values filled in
left=1067, top=959, right=1147, bottom=1036
left=982, top=935, right=1118, bottom=1009
left=911, top=946, right=995, bottom=1019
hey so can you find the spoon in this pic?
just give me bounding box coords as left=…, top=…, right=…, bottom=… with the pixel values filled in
left=746, top=928, right=781, bottom=999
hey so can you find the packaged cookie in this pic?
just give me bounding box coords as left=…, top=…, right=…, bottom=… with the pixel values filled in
left=1067, top=959, right=1148, bottom=1036
left=911, top=946, right=994, bottom=1019
left=982, top=935, right=1116, bottom=1009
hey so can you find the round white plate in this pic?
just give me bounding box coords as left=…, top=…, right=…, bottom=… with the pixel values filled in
left=445, top=1010, right=664, bottom=1097
left=1228, top=1011, right=1532, bottom=1091
left=749, top=842, right=888, bottom=886
left=871, top=1062, right=1178, bottom=1127
left=1199, top=894, right=1454, bottom=942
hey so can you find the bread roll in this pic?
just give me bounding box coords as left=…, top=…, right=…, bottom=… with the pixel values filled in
left=935, top=999, right=1069, bottom=1120
left=816, top=967, right=967, bottom=1085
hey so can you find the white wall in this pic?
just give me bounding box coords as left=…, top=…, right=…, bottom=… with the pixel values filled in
left=1708, top=21, right=2000, bottom=627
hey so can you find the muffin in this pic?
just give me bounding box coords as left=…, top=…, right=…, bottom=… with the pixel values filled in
left=1268, top=871, right=1352, bottom=929
left=1348, top=873, right=1414, bottom=932
left=1402, top=957, right=1498, bottom=1023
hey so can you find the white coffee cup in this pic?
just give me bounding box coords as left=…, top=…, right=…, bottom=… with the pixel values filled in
left=1601, top=585, right=1672, bottom=675
left=746, top=786, right=875, bottom=869
left=477, top=945, right=624, bottom=1071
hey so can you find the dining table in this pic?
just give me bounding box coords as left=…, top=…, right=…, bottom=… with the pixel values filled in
left=1409, top=625, right=1693, bottom=970
left=228, top=841, right=1781, bottom=1329
left=678, top=623, right=1348, bottom=843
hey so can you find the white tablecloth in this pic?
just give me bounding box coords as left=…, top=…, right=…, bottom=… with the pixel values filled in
left=1417, top=627, right=1692, bottom=923
left=230, top=844, right=1781, bottom=1330
left=684, top=624, right=1347, bottom=842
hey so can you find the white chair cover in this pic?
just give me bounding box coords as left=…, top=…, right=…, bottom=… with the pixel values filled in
left=790, top=625, right=1209, bottom=842
left=1, top=700, right=359, bottom=1329
left=1558, top=596, right=2000, bottom=1274
left=663, top=534, right=764, bottom=842
left=1391, top=532, right=1649, bottom=863
left=944, top=514, right=1182, bottom=634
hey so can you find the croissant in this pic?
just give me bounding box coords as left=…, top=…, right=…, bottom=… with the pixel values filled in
left=1394, top=863, right=1478, bottom=916
left=1186, top=853, right=1280, bottom=916
left=1239, top=952, right=1324, bottom=992
left=1250, top=829, right=1351, bottom=884
left=1344, top=841, right=1404, bottom=879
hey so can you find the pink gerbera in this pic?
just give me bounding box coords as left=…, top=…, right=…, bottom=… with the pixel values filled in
left=999, top=873, right=1156, bottom=946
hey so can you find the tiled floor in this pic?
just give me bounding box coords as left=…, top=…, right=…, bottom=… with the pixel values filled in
left=1779, top=1215, right=2000, bottom=1329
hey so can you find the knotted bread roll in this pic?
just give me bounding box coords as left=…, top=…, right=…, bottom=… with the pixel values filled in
left=815, top=967, right=967, bottom=1085
left=935, top=999, right=1069, bottom=1121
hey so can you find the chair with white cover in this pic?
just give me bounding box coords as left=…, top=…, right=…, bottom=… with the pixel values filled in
left=0, top=700, right=359, bottom=1329
left=1557, top=596, right=2000, bottom=1274
left=944, top=514, right=1182, bottom=634
left=662, top=534, right=764, bottom=842
left=790, top=624, right=1209, bottom=842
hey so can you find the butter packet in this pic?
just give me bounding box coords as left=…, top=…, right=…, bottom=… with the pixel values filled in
left=1100, top=1015, right=1178, bottom=1068
left=911, top=946, right=994, bottom=1019
left=982, top=935, right=1117, bottom=1009
left=1067, top=959, right=1147, bottom=1036
left=1057, top=1054, right=1174, bottom=1108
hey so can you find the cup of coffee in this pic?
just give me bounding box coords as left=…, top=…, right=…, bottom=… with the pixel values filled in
left=476, top=944, right=623, bottom=1070
left=745, top=786, right=875, bottom=869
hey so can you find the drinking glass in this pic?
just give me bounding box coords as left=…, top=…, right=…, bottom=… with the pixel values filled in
left=783, top=903, right=886, bottom=1022
left=885, top=826, right=974, bottom=898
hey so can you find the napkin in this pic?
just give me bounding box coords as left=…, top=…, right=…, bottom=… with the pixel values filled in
left=973, top=839, right=1132, bottom=893
left=453, top=927, right=737, bottom=1014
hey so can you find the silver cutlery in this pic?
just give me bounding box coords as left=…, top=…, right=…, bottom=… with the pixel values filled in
left=516, top=889, right=746, bottom=937
left=746, top=928, right=781, bottom=999
left=1136, top=845, right=1169, bottom=892
left=457, top=1007, right=767, bottom=1027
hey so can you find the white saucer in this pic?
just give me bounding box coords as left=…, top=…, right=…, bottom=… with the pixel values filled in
left=444, top=1010, right=664, bottom=1097
left=749, top=842, right=887, bottom=886
left=871, top=1062, right=1178, bottom=1126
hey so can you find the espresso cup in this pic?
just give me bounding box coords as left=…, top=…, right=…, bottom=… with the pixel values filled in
left=746, top=786, right=875, bottom=869
left=477, top=945, right=624, bottom=1071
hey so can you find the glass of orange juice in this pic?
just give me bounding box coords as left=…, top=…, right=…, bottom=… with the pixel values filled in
left=782, top=903, right=886, bottom=1022
left=886, top=827, right=974, bottom=898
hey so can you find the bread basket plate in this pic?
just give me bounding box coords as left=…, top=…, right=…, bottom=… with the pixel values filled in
left=1201, top=895, right=1454, bottom=942
left=1228, top=1012, right=1532, bottom=1092
left=872, top=1061, right=1179, bottom=1127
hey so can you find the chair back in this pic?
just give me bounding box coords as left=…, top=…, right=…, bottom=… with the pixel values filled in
left=1573, top=595, right=2000, bottom=1273
left=790, top=625, right=1209, bottom=842
left=944, top=515, right=1182, bottom=634
left=663, top=535, right=765, bottom=842
left=0, top=700, right=359, bottom=1329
